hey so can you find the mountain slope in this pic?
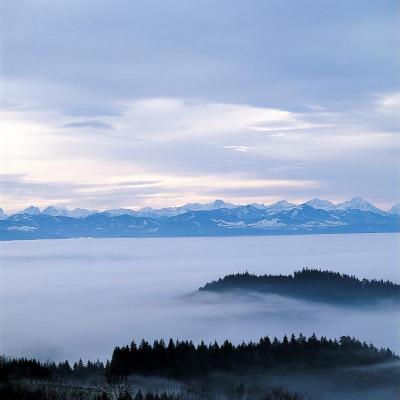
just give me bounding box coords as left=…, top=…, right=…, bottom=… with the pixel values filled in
left=390, top=204, right=400, bottom=215
left=0, top=207, right=8, bottom=220
left=304, top=198, right=336, bottom=210
left=335, top=197, right=384, bottom=213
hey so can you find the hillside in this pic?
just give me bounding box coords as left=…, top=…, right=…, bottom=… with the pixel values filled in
left=198, top=269, right=400, bottom=305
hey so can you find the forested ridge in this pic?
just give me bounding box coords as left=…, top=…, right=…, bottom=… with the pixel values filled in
left=1, top=334, right=396, bottom=382
left=198, top=269, right=400, bottom=303
left=1, top=334, right=397, bottom=400
left=107, top=334, right=396, bottom=379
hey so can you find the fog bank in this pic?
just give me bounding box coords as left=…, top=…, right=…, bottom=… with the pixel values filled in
left=0, top=233, right=399, bottom=361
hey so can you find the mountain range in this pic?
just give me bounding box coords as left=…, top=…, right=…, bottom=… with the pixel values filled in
left=1, top=197, right=399, bottom=240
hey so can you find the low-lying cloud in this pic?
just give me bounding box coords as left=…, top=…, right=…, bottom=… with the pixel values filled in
left=1, top=234, right=399, bottom=362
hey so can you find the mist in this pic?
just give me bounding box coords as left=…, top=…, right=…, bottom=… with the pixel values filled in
left=0, top=233, right=399, bottom=362
left=203, top=361, right=400, bottom=400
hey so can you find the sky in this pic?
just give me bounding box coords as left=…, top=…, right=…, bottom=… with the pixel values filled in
left=0, top=0, right=399, bottom=213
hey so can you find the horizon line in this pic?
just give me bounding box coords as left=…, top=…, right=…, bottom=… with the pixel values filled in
left=2, top=196, right=399, bottom=215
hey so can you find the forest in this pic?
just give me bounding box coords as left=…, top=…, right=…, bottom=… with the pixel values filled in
left=107, top=334, right=396, bottom=378
left=1, top=334, right=397, bottom=399
left=198, top=268, right=400, bottom=304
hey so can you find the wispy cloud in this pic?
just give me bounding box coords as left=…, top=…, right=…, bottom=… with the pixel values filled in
left=222, top=146, right=252, bottom=153
left=1, top=91, right=399, bottom=211
left=61, top=120, right=115, bottom=130
left=0, top=172, right=319, bottom=213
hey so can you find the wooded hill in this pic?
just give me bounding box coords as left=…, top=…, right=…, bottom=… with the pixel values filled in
left=198, top=269, right=400, bottom=304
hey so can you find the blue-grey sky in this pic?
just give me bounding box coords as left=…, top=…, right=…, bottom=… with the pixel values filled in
left=0, top=0, right=399, bottom=211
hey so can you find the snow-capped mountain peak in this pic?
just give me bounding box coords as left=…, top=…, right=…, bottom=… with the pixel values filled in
left=304, top=198, right=336, bottom=210
left=41, top=206, right=97, bottom=218
left=0, top=207, right=8, bottom=220
left=104, top=208, right=138, bottom=217
left=265, top=200, right=296, bottom=214
left=2, top=198, right=399, bottom=240
left=69, top=208, right=98, bottom=218
left=336, top=197, right=383, bottom=213
left=183, top=199, right=237, bottom=211
left=8, top=197, right=390, bottom=221
left=42, top=206, right=69, bottom=216
left=20, top=206, right=41, bottom=215
left=137, top=199, right=238, bottom=217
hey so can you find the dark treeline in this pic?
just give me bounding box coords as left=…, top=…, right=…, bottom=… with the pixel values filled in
left=1, top=335, right=397, bottom=399
left=198, top=268, right=400, bottom=303
left=108, top=334, right=396, bottom=379
left=0, top=356, right=105, bottom=381
left=2, top=335, right=396, bottom=383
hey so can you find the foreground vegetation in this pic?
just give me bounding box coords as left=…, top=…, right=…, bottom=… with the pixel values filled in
left=1, top=333, right=397, bottom=399
left=108, top=334, right=395, bottom=378
left=0, top=381, right=307, bottom=400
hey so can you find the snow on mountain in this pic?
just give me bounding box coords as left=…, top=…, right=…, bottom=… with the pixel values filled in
left=1, top=199, right=399, bottom=240
left=138, top=199, right=238, bottom=217
left=0, top=208, right=8, bottom=220
left=20, top=206, right=41, bottom=215
left=389, top=204, right=400, bottom=215
left=42, top=206, right=70, bottom=216
left=104, top=208, right=139, bottom=217
left=69, top=208, right=98, bottom=218
left=6, top=225, right=38, bottom=232
left=303, top=197, right=384, bottom=213
left=248, top=218, right=286, bottom=228
left=264, top=200, right=296, bottom=214
left=304, top=198, right=336, bottom=210
left=248, top=203, right=267, bottom=210
left=137, top=207, right=181, bottom=217
left=335, top=197, right=383, bottom=213
left=183, top=199, right=237, bottom=211
left=8, top=197, right=389, bottom=222
left=41, top=206, right=97, bottom=218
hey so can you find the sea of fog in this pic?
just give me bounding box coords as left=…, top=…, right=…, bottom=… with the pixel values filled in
left=0, top=233, right=399, bottom=362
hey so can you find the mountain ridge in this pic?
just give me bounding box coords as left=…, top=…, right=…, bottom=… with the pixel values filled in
left=3, top=197, right=398, bottom=219
left=1, top=202, right=399, bottom=240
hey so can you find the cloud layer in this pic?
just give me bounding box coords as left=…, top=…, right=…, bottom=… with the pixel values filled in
left=0, top=1, right=399, bottom=211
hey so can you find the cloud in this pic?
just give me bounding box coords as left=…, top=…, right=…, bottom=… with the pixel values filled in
left=1, top=232, right=399, bottom=361
left=222, top=146, right=252, bottom=153
left=0, top=172, right=319, bottom=213
left=1, top=0, right=398, bottom=111
left=61, top=120, right=115, bottom=130
left=376, top=92, right=400, bottom=111
left=0, top=92, right=399, bottom=211
left=0, top=174, right=165, bottom=212
left=106, top=98, right=314, bottom=142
